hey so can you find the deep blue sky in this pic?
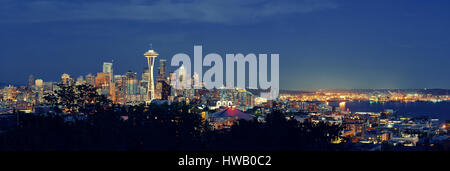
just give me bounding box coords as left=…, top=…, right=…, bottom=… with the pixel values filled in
left=1, top=0, right=450, bottom=90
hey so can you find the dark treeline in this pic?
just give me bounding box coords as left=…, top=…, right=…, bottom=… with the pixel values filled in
left=0, top=104, right=342, bottom=151
left=0, top=84, right=342, bottom=151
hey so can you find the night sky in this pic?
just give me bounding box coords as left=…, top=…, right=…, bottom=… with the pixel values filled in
left=1, top=0, right=450, bottom=90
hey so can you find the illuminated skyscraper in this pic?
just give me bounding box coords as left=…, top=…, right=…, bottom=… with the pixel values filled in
left=35, top=79, right=43, bottom=91
left=102, top=62, right=113, bottom=84
left=159, top=80, right=171, bottom=100
left=142, top=67, right=149, bottom=81
left=76, top=76, right=85, bottom=85
left=28, top=75, right=34, bottom=90
left=158, top=59, right=167, bottom=82
left=125, top=71, right=138, bottom=96
left=140, top=68, right=149, bottom=96
left=144, top=45, right=159, bottom=102
left=61, top=73, right=72, bottom=85
left=176, top=64, right=189, bottom=89
left=95, top=72, right=111, bottom=96
left=169, top=72, right=177, bottom=99
left=103, top=62, right=113, bottom=74
left=155, top=59, right=167, bottom=99
left=35, top=79, right=44, bottom=103
left=192, top=72, right=200, bottom=88
left=114, top=75, right=126, bottom=104
left=43, top=82, right=54, bottom=92
left=85, top=73, right=95, bottom=86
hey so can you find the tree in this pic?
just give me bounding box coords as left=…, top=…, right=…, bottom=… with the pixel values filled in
left=43, top=83, right=111, bottom=114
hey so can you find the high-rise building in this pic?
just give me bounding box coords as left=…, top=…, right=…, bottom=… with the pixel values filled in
left=178, top=64, right=186, bottom=84
left=95, top=72, right=111, bottom=96
left=76, top=76, right=85, bottom=85
left=159, top=80, right=171, bottom=100
left=155, top=82, right=162, bottom=99
left=142, top=67, right=150, bottom=82
left=141, top=67, right=149, bottom=97
left=61, top=73, right=72, bottom=86
left=169, top=72, right=177, bottom=97
left=102, top=62, right=114, bottom=84
left=4, top=85, right=17, bottom=101
left=43, top=82, right=54, bottom=92
left=114, top=75, right=126, bottom=104
left=28, top=75, right=34, bottom=90
left=103, top=62, right=113, bottom=74
left=158, top=59, right=167, bottom=82
left=35, top=79, right=44, bottom=103
left=125, top=71, right=138, bottom=96
left=35, top=79, right=43, bottom=91
left=139, top=80, right=148, bottom=95
left=85, top=73, right=95, bottom=86
left=155, top=59, right=167, bottom=99
left=192, top=72, right=200, bottom=89
left=144, top=45, right=159, bottom=102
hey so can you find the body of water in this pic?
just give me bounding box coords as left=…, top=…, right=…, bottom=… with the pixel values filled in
left=330, top=101, right=450, bottom=122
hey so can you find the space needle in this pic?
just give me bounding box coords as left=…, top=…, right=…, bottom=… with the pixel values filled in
left=144, top=44, right=159, bottom=103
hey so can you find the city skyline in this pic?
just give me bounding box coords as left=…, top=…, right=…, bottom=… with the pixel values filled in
left=2, top=0, right=450, bottom=90
left=0, top=0, right=449, bottom=156
left=3, top=47, right=450, bottom=91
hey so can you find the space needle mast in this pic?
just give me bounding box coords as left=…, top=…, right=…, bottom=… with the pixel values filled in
left=144, top=44, right=159, bottom=103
